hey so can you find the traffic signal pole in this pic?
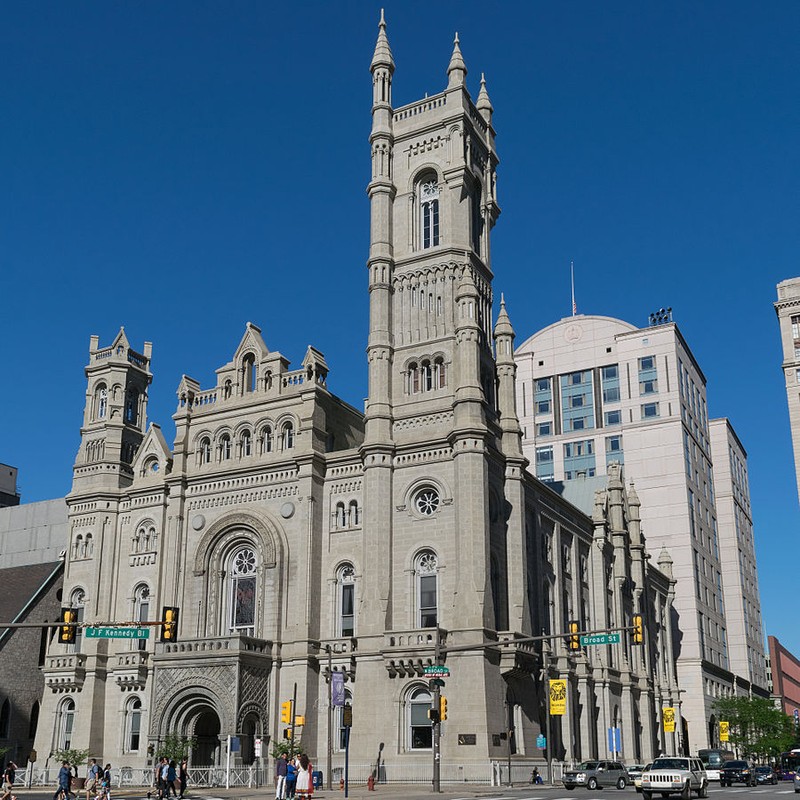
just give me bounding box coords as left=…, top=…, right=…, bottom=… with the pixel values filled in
left=432, top=630, right=442, bottom=794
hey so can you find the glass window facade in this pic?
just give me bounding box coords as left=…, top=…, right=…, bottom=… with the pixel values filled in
left=536, top=446, right=554, bottom=481
left=561, top=370, right=594, bottom=433
left=605, top=435, right=624, bottom=465
left=563, top=439, right=595, bottom=480
left=601, top=365, right=620, bottom=404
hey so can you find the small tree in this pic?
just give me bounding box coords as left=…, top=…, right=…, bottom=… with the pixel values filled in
left=270, top=735, right=300, bottom=760
left=714, top=696, right=795, bottom=761
left=157, top=734, right=197, bottom=763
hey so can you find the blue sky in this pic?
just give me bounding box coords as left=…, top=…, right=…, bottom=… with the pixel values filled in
left=1, top=2, right=798, bottom=652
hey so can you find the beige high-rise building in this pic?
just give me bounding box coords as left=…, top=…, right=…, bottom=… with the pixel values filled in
left=514, top=314, right=768, bottom=755
left=774, top=278, right=800, bottom=503
left=32, top=18, right=682, bottom=779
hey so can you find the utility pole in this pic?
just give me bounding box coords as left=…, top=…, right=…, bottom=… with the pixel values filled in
left=326, top=646, right=333, bottom=789
left=290, top=682, right=297, bottom=752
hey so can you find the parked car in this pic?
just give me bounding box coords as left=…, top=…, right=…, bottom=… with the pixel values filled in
left=634, top=764, right=653, bottom=793
left=563, top=760, right=630, bottom=790
left=641, top=756, right=708, bottom=800
left=627, top=765, right=646, bottom=782
left=719, top=760, right=755, bottom=787
left=754, top=766, right=778, bottom=785
left=793, top=772, right=800, bottom=794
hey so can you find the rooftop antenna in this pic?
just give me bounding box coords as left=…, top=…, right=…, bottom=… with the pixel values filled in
left=571, top=261, right=577, bottom=316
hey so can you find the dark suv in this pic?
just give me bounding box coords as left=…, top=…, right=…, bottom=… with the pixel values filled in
left=719, top=760, right=755, bottom=787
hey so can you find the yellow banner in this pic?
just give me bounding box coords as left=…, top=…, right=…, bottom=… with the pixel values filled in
left=550, top=679, right=567, bottom=715
left=720, top=721, right=729, bottom=742
left=663, top=706, right=676, bottom=733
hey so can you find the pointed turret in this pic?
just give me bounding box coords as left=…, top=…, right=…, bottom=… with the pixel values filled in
left=370, top=9, right=394, bottom=72
left=447, top=32, right=467, bottom=88
left=658, top=545, right=674, bottom=579
left=493, top=293, right=514, bottom=340
left=476, top=72, right=493, bottom=123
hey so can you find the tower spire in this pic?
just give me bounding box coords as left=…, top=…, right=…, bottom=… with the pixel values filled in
left=371, top=9, right=394, bottom=72
left=447, top=32, right=467, bottom=88
left=476, top=72, right=493, bottom=123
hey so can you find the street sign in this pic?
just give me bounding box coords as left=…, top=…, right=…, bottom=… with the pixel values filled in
left=342, top=705, right=353, bottom=728
left=254, top=737, right=262, bottom=758
left=607, top=727, right=621, bottom=755
left=536, top=734, right=547, bottom=750
left=424, top=665, right=450, bottom=677
left=86, top=626, right=150, bottom=639
left=580, top=632, right=621, bottom=646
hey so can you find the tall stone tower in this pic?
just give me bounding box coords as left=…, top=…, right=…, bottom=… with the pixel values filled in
left=358, top=13, right=532, bottom=760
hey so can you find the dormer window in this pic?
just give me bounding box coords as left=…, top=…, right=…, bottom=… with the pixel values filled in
left=420, top=179, right=440, bottom=249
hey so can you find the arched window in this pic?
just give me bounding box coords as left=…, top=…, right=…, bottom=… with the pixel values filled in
left=73, top=534, right=83, bottom=560
left=56, top=697, right=75, bottom=749
left=419, top=179, right=440, bottom=249
left=84, top=533, right=93, bottom=557
left=415, top=550, right=438, bottom=628
left=421, top=360, right=433, bottom=392
left=407, top=686, right=433, bottom=750
left=228, top=546, right=257, bottom=635
left=261, top=426, right=273, bottom=454
left=348, top=500, right=360, bottom=527
left=199, top=438, right=212, bottom=465
left=96, top=384, right=108, bottom=420
left=335, top=689, right=353, bottom=751
left=408, top=363, right=420, bottom=395
left=243, top=354, right=256, bottom=393
left=337, top=563, right=356, bottom=637
left=124, top=696, right=142, bottom=752
left=125, top=388, right=139, bottom=425
left=435, top=358, right=446, bottom=389
left=334, top=502, right=346, bottom=530
left=220, top=434, right=232, bottom=461
left=133, top=584, right=150, bottom=652
left=241, top=430, right=252, bottom=457
left=282, top=422, right=294, bottom=450
left=223, top=379, right=232, bottom=400
left=0, top=698, right=10, bottom=738
left=29, top=701, right=40, bottom=740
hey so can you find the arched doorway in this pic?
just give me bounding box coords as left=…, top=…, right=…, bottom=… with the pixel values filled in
left=240, top=712, right=259, bottom=766
left=193, top=709, right=221, bottom=766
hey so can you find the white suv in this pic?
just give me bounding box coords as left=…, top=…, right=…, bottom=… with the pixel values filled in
left=641, top=757, right=708, bottom=800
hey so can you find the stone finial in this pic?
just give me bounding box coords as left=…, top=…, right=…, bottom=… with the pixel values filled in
left=627, top=480, right=640, bottom=508
left=371, top=9, right=395, bottom=72
left=657, top=545, right=674, bottom=578
left=476, top=72, right=493, bottom=122
left=493, top=293, right=515, bottom=339
left=447, top=32, right=467, bottom=88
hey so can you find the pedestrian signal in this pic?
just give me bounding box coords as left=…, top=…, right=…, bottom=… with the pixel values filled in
left=632, top=614, right=643, bottom=645
left=567, top=620, right=580, bottom=651
left=439, top=696, right=448, bottom=721
left=427, top=707, right=440, bottom=724
left=161, top=606, right=179, bottom=642
left=281, top=700, right=293, bottom=724
left=58, top=607, right=77, bottom=644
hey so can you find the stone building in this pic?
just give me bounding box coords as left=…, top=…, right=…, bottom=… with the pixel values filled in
left=36, top=17, right=681, bottom=777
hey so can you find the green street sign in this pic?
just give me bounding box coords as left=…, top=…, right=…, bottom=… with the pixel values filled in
left=580, top=632, right=621, bottom=646
left=424, top=665, right=450, bottom=677
left=86, top=627, right=150, bottom=640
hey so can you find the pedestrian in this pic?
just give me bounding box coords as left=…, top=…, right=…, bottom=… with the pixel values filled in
left=166, top=761, right=178, bottom=798
left=285, top=757, right=297, bottom=800
left=53, top=760, right=71, bottom=800
left=532, top=767, right=543, bottom=785
left=2, top=761, right=17, bottom=800
left=86, top=759, right=102, bottom=800
left=178, top=760, right=188, bottom=800
left=294, top=754, right=313, bottom=800
left=275, top=752, right=288, bottom=800
left=101, top=764, right=112, bottom=800
left=158, top=758, right=169, bottom=800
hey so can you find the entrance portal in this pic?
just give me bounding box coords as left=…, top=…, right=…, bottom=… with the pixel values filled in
left=193, top=709, right=221, bottom=766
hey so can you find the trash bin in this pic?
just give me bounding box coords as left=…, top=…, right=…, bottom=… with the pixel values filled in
left=312, top=771, right=322, bottom=788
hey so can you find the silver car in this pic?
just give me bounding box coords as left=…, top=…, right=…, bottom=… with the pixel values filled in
left=563, top=760, right=630, bottom=790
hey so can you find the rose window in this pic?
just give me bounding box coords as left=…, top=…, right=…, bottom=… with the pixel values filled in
left=414, top=488, right=440, bottom=517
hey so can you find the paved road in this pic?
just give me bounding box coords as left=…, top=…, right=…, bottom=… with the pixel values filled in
left=13, top=783, right=799, bottom=800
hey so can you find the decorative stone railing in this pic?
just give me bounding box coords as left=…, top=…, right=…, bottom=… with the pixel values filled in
left=44, top=653, right=87, bottom=691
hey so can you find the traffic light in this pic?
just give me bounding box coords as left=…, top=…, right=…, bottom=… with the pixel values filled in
left=439, top=696, right=448, bottom=721
left=427, top=707, right=440, bottom=724
left=632, top=614, right=644, bottom=645
left=281, top=700, right=293, bottom=724
left=161, top=606, right=179, bottom=643
left=58, top=607, right=77, bottom=644
left=283, top=728, right=293, bottom=740
left=567, top=620, right=580, bottom=651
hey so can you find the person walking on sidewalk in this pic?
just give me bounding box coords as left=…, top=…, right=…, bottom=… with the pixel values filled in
left=178, top=760, right=188, bottom=800
left=275, top=752, right=288, bottom=800
left=294, top=754, right=312, bottom=800
left=53, top=761, right=72, bottom=800
left=2, top=761, right=17, bottom=800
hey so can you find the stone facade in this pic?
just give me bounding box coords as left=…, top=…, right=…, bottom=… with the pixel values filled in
left=35, top=17, right=681, bottom=777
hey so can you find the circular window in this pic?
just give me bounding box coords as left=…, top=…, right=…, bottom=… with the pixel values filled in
left=232, top=548, right=257, bottom=576
left=414, top=487, right=440, bottom=517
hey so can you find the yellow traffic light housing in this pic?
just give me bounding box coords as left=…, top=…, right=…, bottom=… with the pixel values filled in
left=161, top=606, right=180, bottom=643
left=567, top=620, right=580, bottom=651
left=632, top=614, right=644, bottom=645
left=427, top=707, right=440, bottom=724
left=58, top=607, right=77, bottom=644
left=439, top=696, right=447, bottom=721
left=281, top=700, right=293, bottom=725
